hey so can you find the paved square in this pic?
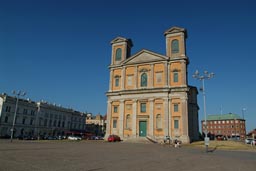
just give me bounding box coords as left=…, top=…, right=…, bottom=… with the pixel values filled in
left=0, top=140, right=255, bottom=171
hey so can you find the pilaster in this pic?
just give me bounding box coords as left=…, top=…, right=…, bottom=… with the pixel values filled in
left=119, top=100, right=124, bottom=138
left=181, top=60, right=187, bottom=86
left=163, top=98, right=170, bottom=137
left=134, top=66, right=138, bottom=89
left=132, top=99, right=137, bottom=137
left=149, top=98, right=154, bottom=137
left=105, top=100, right=112, bottom=139
left=181, top=96, right=189, bottom=143
left=150, top=64, right=154, bottom=88
left=109, top=69, right=113, bottom=91
left=121, top=67, right=126, bottom=90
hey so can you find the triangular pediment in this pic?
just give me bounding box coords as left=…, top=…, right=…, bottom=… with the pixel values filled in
left=122, top=49, right=168, bottom=65
left=164, top=26, right=187, bottom=36
left=110, top=37, right=133, bottom=46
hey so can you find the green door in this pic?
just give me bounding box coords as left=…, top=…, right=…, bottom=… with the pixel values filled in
left=139, top=121, right=147, bottom=137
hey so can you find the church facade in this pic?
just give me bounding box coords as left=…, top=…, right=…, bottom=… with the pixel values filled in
left=105, top=27, right=199, bottom=143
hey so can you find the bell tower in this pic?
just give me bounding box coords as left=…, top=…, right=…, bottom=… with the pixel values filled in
left=110, top=37, right=133, bottom=65
left=164, top=26, right=187, bottom=58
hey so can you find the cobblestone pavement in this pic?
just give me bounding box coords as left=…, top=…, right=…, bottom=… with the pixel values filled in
left=0, top=139, right=255, bottom=171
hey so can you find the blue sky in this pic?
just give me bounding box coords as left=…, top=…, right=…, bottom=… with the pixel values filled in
left=0, top=0, right=255, bottom=132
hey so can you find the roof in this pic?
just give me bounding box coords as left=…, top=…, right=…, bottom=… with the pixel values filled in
left=205, top=113, right=243, bottom=121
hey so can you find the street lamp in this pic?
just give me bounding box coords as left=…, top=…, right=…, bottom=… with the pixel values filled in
left=10, top=90, right=26, bottom=142
left=193, top=70, right=214, bottom=152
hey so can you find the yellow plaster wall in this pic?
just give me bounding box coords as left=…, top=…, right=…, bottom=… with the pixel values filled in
left=123, top=101, right=133, bottom=136
left=125, top=66, right=135, bottom=89
left=153, top=99, right=164, bottom=136
left=111, top=101, right=120, bottom=117
left=154, top=63, right=165, bottom=87
left=171, top=98, right=183, bottom=136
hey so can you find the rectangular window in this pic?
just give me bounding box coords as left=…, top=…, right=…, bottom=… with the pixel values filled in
left=114, top=106, right=118, bottom=113
left=113, top=119, right=117, bottom=128
left=174, top=119, right=179, bottom=129
left=127, top=75, right=133, bottom=86
left=30, top=118, right=34, bottom=125
left=5, top=106, right=11, bottom=112
left=23, top=109, right=27, bottom=115
left=115, top=77, right=119, bottom=87
left=174, top=104, right=179, bottom=112
left=140, top=103, right=146, bottom=113
left=44, top=119, right=48, bottom=126
left=22, top=118, right=26, bottom=124
left=156, top=72, right=162, bottom=83
left=31, top=110, right=35, bottom=116
left=173, top=72, right=178, bottom=82
left=4, top=116, right=8, bottom=123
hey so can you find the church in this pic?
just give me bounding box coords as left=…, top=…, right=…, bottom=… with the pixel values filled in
left=105, top=26, right=199, bottom=143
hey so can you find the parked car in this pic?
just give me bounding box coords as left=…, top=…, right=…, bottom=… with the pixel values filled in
left=245, top=138, right=254, bottom=144
left=250, top=139, right=256, bottom=146
left=68, top=136, right=82, bottom=140
left=107, top=135, right=121, bottom=142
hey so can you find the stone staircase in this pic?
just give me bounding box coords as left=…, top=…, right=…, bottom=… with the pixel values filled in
left=123, top=137, right=158, bottom=144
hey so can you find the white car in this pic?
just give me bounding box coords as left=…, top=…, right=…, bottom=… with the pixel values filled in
left=68, top=136, right=82, bottom=140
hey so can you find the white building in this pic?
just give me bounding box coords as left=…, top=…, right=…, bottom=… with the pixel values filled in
left=0, top=93, right=86, bottom=139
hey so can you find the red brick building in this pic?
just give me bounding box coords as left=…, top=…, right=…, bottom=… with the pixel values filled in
left=201, top=113, right=246, bottom=139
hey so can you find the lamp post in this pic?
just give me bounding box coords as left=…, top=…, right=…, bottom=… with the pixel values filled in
left=11, top=90, right=26, bottom=142
left=193, top=70, right=214, bottom=152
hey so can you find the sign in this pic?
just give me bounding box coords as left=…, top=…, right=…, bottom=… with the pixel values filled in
left=204, top=137, right=210, bottom=146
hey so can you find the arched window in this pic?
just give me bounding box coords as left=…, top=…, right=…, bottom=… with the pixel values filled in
left=115, top=48, right=122, bottom=61
left=126, top=114, right=131, bottom=129
left=140, top=73, right=148, bottom=87
left=156, top=114, right=162, bottom=129
left=171, top=39, right=179, bottom=53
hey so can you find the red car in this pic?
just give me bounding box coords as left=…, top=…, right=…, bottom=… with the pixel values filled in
left=107, top=135, right=121, bottom=142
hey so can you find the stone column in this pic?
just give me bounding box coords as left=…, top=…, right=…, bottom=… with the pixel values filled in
left=105, top=100, right=112, bottom=139
left=109, top=69, right=113, bottom=91
left=149, top=98, right=154, bottom=137
left=132, top=99, right=137, bottom=138
left=121, top=67, right=126, bottom=90
left=164, top=98, right=169, bottom=137
left=119, top=100, right=124, bottom=138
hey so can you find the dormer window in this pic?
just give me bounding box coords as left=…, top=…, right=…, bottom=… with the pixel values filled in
left=171, top=39, right=179, bottom=54
left=115, top=48, right=122, bottom=61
